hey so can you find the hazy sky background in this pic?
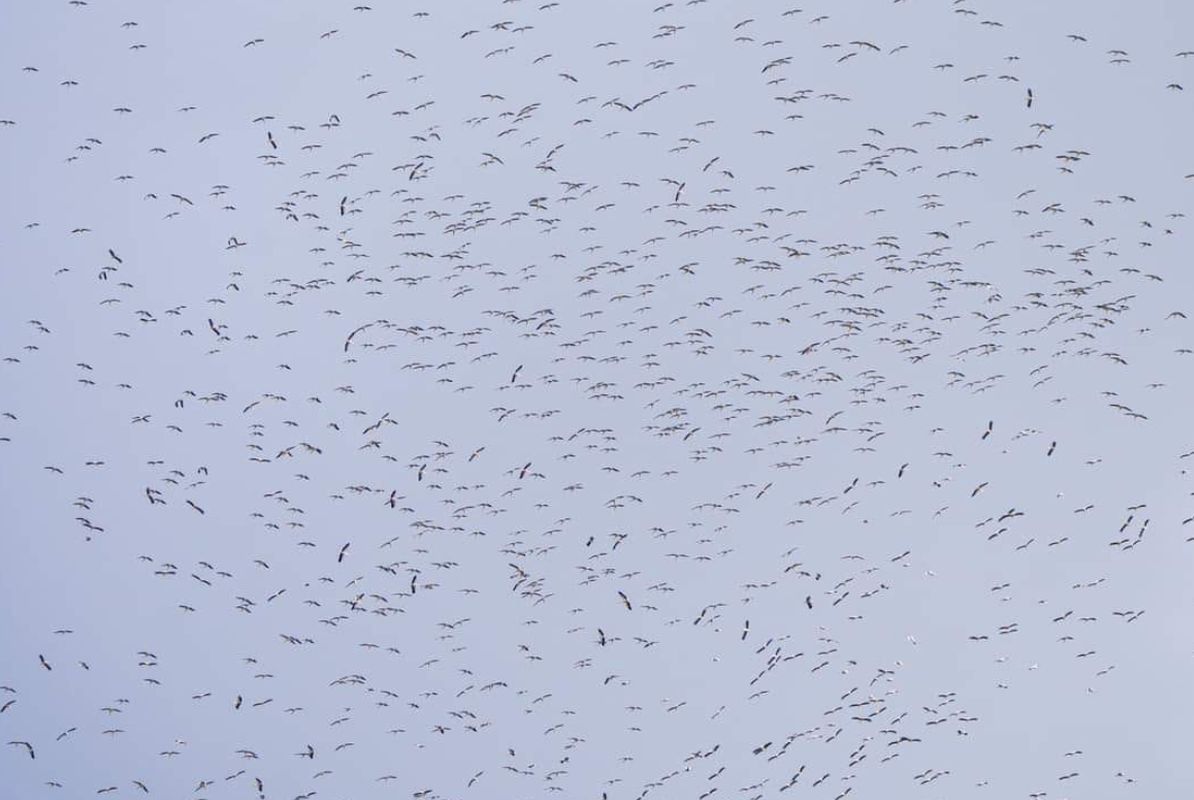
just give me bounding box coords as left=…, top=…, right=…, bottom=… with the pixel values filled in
left=3, top=1, right=1194, bottom=797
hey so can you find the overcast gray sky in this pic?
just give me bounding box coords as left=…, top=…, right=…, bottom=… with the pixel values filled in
left=3, top=1, right=1194, bottom=798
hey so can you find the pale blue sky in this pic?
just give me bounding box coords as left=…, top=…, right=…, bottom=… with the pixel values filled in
left=3, top=1, right=1194, bottom=797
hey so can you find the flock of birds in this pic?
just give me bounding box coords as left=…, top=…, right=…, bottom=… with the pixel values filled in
left=3, top=0, right=1194, bottom=798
